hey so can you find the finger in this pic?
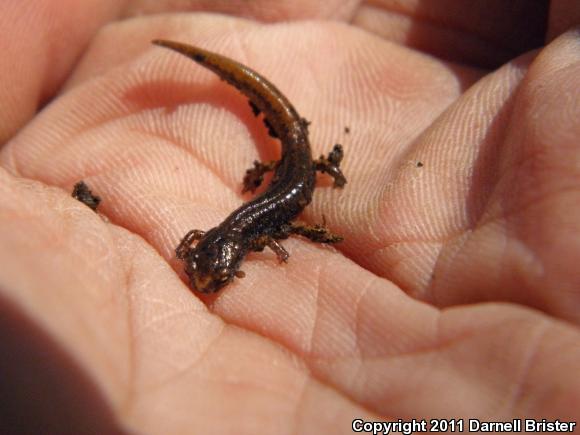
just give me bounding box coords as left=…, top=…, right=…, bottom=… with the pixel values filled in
left=351, top=0, right=548, bottom=68
left=0, top=1, right=120, bottom=144
left=370, top=29, right=580, bottom=323
left=353, top=49, right=532, bottom=302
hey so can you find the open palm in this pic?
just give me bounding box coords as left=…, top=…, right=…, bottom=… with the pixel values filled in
left=1, top=3, right=579, bottom=434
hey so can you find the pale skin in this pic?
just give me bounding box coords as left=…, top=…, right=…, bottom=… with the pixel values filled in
left=1, top=1, right=580, bottom=434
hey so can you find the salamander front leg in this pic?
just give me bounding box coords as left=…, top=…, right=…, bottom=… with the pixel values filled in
left=314, top=144, right=347, bottom=187
left=242, top=160, right=278, bottom=193
left=176, top=229, right=205, bottom=259
left=266, top=239, right=289, bottom=263
left=250, top=235, right=290, bottom=263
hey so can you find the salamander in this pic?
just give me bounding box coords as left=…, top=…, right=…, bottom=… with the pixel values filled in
left=152, top=39, right=346, bottom=293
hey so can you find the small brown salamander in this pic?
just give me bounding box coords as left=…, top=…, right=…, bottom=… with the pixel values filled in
left=153, top=40, right=346, bottom=293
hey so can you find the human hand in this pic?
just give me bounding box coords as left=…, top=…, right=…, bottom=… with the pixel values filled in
left=1, top=2, right=579, bottom=433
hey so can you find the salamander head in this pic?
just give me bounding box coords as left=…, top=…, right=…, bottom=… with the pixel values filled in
left=182, top=228, right=246, bottom=293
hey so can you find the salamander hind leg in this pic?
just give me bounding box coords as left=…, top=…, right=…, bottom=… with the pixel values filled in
left=283, top=221, right=343, bottom=244
left=242, top=160, right=278, bottom=193
left=314, top=144, right=347, bottom=188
